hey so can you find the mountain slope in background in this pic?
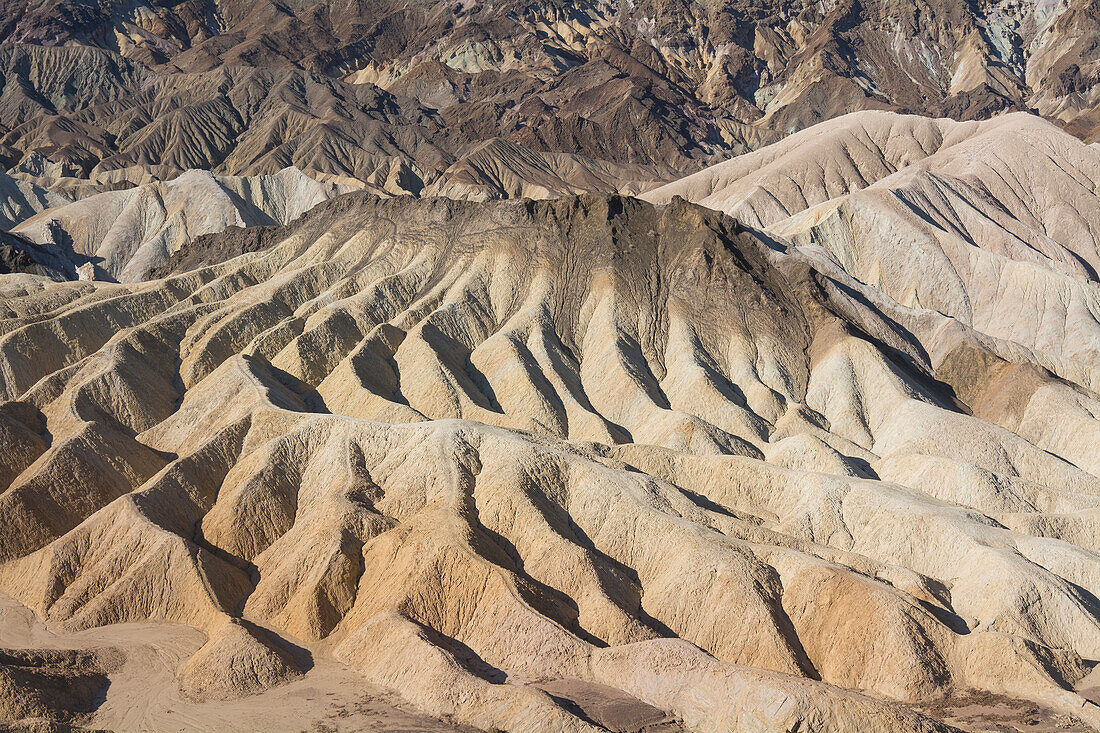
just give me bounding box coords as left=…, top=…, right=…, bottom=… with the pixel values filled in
left=11, top=167, right=356, bottom=281
left=0, top=0, right=1096, bottom=199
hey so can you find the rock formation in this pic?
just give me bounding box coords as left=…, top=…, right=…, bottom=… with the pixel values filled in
left=0, top=170, right=70, bottom=230
left=0, top=1, right=1098, bottom=730
left=0, top=0, right=1097, bottom=199
left=177, top=619, right=305, bottom=701
left=11, top=167, right=357, bottom=281
left=0, top=123, right=1099, bottom=726
left=645, top=111, right=1100, bottom=398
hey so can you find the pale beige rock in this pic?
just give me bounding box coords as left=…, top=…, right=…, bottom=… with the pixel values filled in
left=12, top=167, right=355, bottom=282
left=177, top=618, right=304, bottom=701
left=0, top=171, right=71, bottom=230
left=1, top=115, right=1099, bottom=731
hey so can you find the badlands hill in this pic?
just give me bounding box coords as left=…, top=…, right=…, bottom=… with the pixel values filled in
left=0, top=170, right=69, bottom=230
left=9, top=167, right=356, bottom=282
left=1, top=107, right=1100, bottom=731
left=0, top=1, right=1097, bottom=731
left=644, top=111, right=1100, bottom=399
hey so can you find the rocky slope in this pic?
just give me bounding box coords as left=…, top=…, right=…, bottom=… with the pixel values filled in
left=10, top=167, right=357, bottom=281
left=1, top=111, right=1099, bottom=728
left=0, top=0, right=1096, bottom=199
left=0, top=0, right=1098, bottom=729
left=0, top=170, right=69, bottom=230
left=645, top=111, right=1100, bottom=399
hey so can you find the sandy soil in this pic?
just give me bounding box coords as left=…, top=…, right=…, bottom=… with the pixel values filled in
left=0, top=593, right=473, bottom=732
left=917, top=688, right=1098, bottom=733
left=533, top=678, right=684, bottom=732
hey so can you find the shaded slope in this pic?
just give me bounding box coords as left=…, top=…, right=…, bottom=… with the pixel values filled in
left=0, top=169, right=70, bottom=230
left=645, top=111, right=1100, bottom=398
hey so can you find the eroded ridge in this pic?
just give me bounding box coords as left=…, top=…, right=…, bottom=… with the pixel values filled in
left=1, top=183, right=1099, bottom=731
